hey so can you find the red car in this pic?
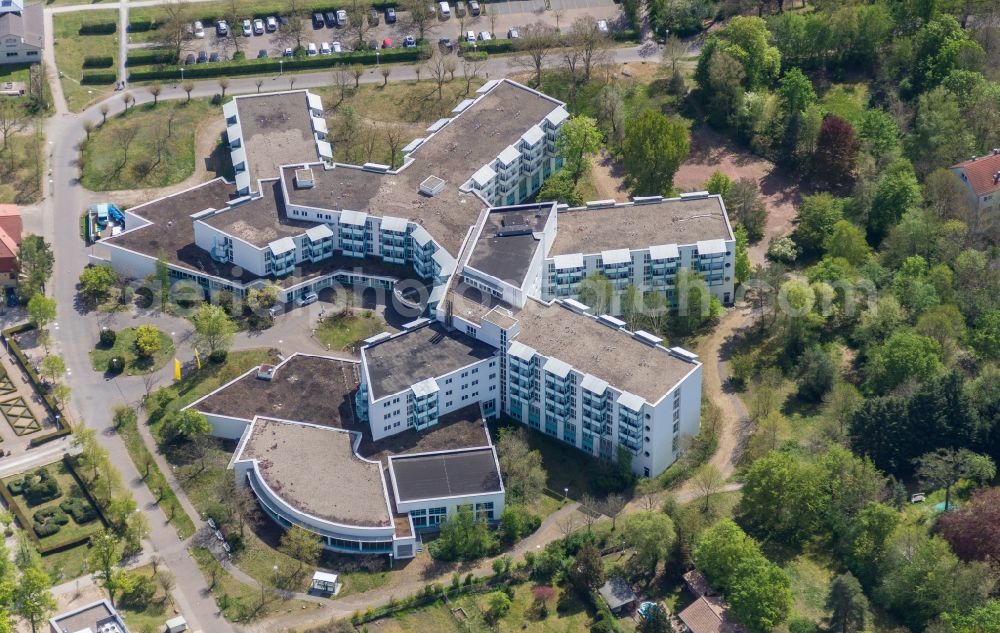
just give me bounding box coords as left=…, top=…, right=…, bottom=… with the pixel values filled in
left=382, top=38, right=393, bottom=49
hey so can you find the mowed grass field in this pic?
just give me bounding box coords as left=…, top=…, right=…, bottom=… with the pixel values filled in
left=52, top=11, right=119, bottom=111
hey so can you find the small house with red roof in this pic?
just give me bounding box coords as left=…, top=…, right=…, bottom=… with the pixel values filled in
left=950, top=151, right=1000, bottom=211
left=0, top=205, right=22, bottom=288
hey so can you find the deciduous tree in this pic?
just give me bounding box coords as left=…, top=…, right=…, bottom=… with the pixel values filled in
left=621, top=109, right=689, bottom=196
left=556, top=116, right=602, bottom=183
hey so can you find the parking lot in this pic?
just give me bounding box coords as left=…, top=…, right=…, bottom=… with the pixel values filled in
left=141, top=0, right=623, bottom=64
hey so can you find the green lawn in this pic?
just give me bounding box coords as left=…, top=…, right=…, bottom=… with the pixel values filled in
left=40, top=543, right=91, bottom=583
left=3, top=462, right=104, bottom=547
left=314, top=309, right=386, bottom=351
left=119, top=563, right=179, bottom=632
left=819, top=83, right=869, bottom=127
left=0, top=64, right=30, bottom=86
left=0, top=127, right=45, bottom=205
left=89, top=327, right=174, bottom=375
left=380, top=583, right=596, bottom=632
left=52, top=11, right=119, bottom=111
left=81, top=99, right=219, bottom=191
left=784, top=553, right=835, bottom=625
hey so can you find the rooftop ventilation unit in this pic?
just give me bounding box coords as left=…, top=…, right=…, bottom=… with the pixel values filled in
left=633, top=330, right=663, bottom=346
left=598, top=314, right=626, bottom=330
left=419, top=175, right=446, bottom=197
left=680, top=191, right=710, bottom=200
left=585, top=199, right=616, bottom=209
left=362, top=162, right=390, bottom=173
left=257, top=365, right=276, bottom=380
left=496, top=216, right=533, bottom=237
left=294, top=168, right=314, bottom=189
left=561, top=298, right=591, bottom=314
left=632, top=196, right=664, bottom=205
left=668, top=347, right=700, bottom=363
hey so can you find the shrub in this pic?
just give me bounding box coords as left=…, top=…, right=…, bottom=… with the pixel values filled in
left=6, top=479, right=24, bottom=495
left=125, top=50, right=176, bottom=67
left=127, top=20, right=155, bottom=33
left=23, top=468, right=62, bottom=506
left=210, top=94, right=223, bottom=106
left=107, top=356, right=124, bottom=374
left=60, top=497, right=98, bottom=524
left=33, top=521, right=60, bottom=537
left=233, top=50, right=246, bottom=61
left=83, top=56, right=114, bottom=68
left=99, top=328, right=117, bottom=347
left=78, top=22, right=117, bottom=35
left=81, top=72, right=118, bottom=85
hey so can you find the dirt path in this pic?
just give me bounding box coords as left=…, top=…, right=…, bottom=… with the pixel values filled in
left=85, top=116, right=227, bottom=208
left=588, top=150, right=629, bottom=201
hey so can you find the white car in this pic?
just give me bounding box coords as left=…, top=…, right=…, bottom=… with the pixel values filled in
left=307, top=42, right=318, bottom=56
left=336, top=9, right=348, bottom=25
left=193, top=20, right=205, bottom=38
left=478, top=30, right=491, bottom=41
left=597, top=19, right=609, bottom=33
left=265, top=15, right=278, bottom=32
left=252, top=18, right=265, bottom=35
left=332, top=41, right=342, bottom=53
left=465, top=30, right=475, bottom=42
left=242, top=19, right=252, bottom=36
left=216, top=20, right=229, bottom=36
left=296, top=292, right=319, bottom=307
left=507, top=27, right=519, bottom=39
left=320, top=41, right=331, bottom=54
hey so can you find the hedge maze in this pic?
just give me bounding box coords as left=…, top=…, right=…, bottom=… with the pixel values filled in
left=6, top=465, right=101, bottom=540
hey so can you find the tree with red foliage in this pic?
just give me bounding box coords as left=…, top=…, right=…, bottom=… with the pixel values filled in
left=813, top=115, right=860, bottom=189
left=938, top=487, right=1000, bottom=562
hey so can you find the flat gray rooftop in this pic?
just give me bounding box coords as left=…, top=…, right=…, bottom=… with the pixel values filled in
left=241, top=418, right=391, bottom=527
left=390, top=447, right=501, bottom=502
left=514, top=300, right=697, bottom=403
left=283, top=81, right=562, bottom=257
left=363, top=323, right=496, bottom=400
left=467, top=204, right=552, bottom=285
left=549, top=196, right=732, bottom=256
left=201, top=178, right=315, bottom=247
left=193, top=354, right=359, bottom=428
left=51, top=601, right=120, bottom=633
left=236, top=91, right=319, bottom=186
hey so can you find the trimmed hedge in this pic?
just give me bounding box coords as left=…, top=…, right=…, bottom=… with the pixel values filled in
left=78, top=22, right=117, bottom=35
left=611, top=28, right=641, bottom=42
left=2, top=324, right=70, bottom=435
left=127, top=20, right=155, bottom=33
left=126, top=50, right=177, bottom=67
left=83, top=56, right=115, bottom=69
left=61, top=454, right=112, bottom=529
left=459, top=40, right=514, bottom=54
left=128, top=44, right=428, bottom=81
left=81, top=72, right=118, bottom=85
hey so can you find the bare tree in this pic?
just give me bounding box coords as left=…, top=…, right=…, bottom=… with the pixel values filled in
left=553, top=8, right=565, bottom=32
left=414, top=63, right=423, bottom=82
left=148, top=83, right=162, bottom=106
left=255, top=78, right=264, bottom=93
left=380, top=64, right=391, bottom=86
left=569, top=17, right=609, bottom=81
left=512, top=23, right=557, bottom=86
left=121, top=91, right=133, bottom=111
left=402, top=0, right=436, bottom=41
left=579, top=493, right=599, bottom=533
left=222, top=0, right=245, bottom=56
left=166, top=107, right=180, bottom=137
left=384, top=124, right=404, bottom=168
left=485, top=5, right=497, bottom=37
left=596, top=493, right=626, bottom=530
left=154, top=1, right=192, bottom=61
left=99, top=103, right=109, bottom=124
left=360, top=123, right=379, bottom=162
left=332, top=66, right=351, bottom=103
left=662, top=34, right=688, bottom=74
left=82, top=120, right=95, bottom=141
left=350, top=64, right=365, bottom=88
left=182, top=81, right=195, bottom=102
left=218, top=77, right=229, bottom=99
left=557, top=513, right=579, bottom=537
left=0, top=100, right=27, bottom=149
left=114, top=126, right=140, bottom=173
left=691, top=464, right=725, bottom=513
left=276, top=0, right=308, bottom=51
left=427, top=51, right=449, bottom=99
left=348, top=5, right=373, bottom=49
left=443, top=54, right=458, bottom=80
left=462, top=57, right=484, bottom=94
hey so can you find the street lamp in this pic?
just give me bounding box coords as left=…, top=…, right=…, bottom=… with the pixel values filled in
left=179, top=67, right=184, bottom=81
left=375, top=48, right=380, bottom=67
left=563, top=487, right=568, bottom=500
left=279, top=59, right=283, bottom=75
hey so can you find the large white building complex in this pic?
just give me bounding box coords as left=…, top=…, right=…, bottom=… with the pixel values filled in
left=97, top=80, right=736, bottom=558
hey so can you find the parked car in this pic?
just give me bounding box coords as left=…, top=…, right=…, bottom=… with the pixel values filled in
left=597, top=19, right=609, bottom=33
left=507, top=27, right=519, bottom=39
left=368, top=8, right=380, bottom=25
left=279, top=15, right=289, bottom=26
left=336, top=9, right=348, bottom=25
left=216, top=20, right=228, bottom=36
left=438, top=1, right=451, bottom=18
left=382, top=37, right=393, bottom=48
left=438, top=37, right=453, bottom=51
left=455, top=1, right=466, bottom=17
left=242, top=19, right=253, bottom=36
left=324, top=11, right=337, bottom=27
left=307, top=42, right=318, bottom=55
left=282, top=47, right=294, bottom=57
left=403, top=35, right=416, bottom=48
left=196, top=50, right=208, bottom=63
left=312, top=12, right=325, bottom=28
left=257, top=49, right=268, bottom=58
left=193, top=20, right=205, bottom=38
left=469, top=0, right=481, bottom=15
left=268, top=304, right=284, bottom=317
left=209, top=51, right=221, bottom=62
left=385, top=7, right=396, bottom=23
left=297, top=292, right=319, bottom=307
left=465, top=30, right=475, bottom=42
left=320, top=41, right=331, bottom=54
left=478, top=30, right=491, bottom=40
left=332, top=41, right=342, bottom=53
left=265, top=15, right=278, bottom=31
left=184, top=52, right=196, bottom=64
left=253, top=18, right=265, bottom=34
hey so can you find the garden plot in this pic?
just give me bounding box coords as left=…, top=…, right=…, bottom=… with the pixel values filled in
left=4, top=462, right=103, bottom=546
left=0, top=396, right=41, bottom=435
